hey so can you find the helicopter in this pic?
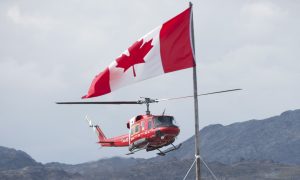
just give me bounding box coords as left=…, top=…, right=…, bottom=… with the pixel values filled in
left=57, top=88, right=241, bottom=156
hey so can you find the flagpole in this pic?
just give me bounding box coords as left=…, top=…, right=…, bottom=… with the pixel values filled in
left=189, top=2, right=201, bottom=180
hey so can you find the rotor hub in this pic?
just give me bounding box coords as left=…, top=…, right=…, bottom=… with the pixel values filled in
left=138, top=97, right=158, bottom=115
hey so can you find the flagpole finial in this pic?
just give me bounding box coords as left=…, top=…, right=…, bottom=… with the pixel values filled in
left=189, top=2, right=193, bottom=7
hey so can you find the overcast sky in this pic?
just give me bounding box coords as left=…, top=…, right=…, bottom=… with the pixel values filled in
left=0, top=0, right=299, bottom=164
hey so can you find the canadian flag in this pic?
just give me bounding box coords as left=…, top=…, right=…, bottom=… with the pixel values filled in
left=82, top=7, right=195, bottom=98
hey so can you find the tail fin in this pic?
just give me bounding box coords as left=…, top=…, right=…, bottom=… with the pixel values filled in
left=85, top=116, right=107, bottom=142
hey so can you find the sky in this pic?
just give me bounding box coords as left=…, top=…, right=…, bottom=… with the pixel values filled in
left=0, top=0, right=299, bottom=164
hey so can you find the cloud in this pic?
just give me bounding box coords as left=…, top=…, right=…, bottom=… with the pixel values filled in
left=6, top=5, right=56, bottom=30
left=202, top=44, right=299, bottom=87
left=242, top=2, right=278, bottom=18
left=0, top=59, right=67, bottom=95
left=240, top=1, right=288, bottom=34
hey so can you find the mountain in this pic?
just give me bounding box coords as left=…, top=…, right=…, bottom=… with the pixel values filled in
left=0, top=146, right=38, bottom=171
left=161, top=109, right=300, bottom=164
left=46, top=157, right=145, bottom=178
left=0, top=146, right=81, bottom=180
left=1, top=109, right=300, bottom=179
left=0, top=166, right=81, bottom=180
left=46, top=158, right=300, bottom=180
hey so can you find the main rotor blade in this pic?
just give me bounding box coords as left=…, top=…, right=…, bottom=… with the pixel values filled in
left=157, top=88, right=242, bottom=102
left=56, top=101, right=141, bottom=105
left=56, top=89, right=242, bottom=105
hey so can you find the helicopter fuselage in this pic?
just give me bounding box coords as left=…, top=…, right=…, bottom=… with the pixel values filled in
left=96, top=114, right=180, bottom=153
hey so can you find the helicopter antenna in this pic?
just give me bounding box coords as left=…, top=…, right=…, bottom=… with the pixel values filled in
left=162, top=108, right=166, bottom=116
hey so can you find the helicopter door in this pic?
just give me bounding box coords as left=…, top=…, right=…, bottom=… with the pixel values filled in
left=130, top=124, right=141, bottom=142
left=141, top=121, right=145, bottom=131
left=144, top=119, right=153, bottom=136
left=128, top=117, right=136, bottom=144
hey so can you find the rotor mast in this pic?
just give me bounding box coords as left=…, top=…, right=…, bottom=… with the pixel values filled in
left=146, top=103, right=150, bottom=115
left=138, top=97, right=157, bottom=115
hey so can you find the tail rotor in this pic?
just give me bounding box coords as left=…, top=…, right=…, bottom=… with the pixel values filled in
left=85, top=115, right=96, bottom=133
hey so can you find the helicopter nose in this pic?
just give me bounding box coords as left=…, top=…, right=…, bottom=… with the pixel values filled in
left=156, top=126, right=180, bottom=137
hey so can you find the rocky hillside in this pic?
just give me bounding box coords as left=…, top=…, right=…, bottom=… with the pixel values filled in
left=0, top=146, right=81, bottom=180
left=0, top=146, right=38, bottom=171
left=46, top=158, right=300, bottom=180
left=0, top=166, right=81, bottom=180
left=161, top=109, right=300, bottom=164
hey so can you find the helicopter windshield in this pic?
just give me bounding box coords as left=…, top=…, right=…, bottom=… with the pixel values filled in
left=153, top=116, right=176, bottom=127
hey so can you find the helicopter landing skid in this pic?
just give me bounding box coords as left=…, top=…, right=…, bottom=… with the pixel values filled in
left=157, top=143, right=182, bottom=156
left=126, top=143, right=149, bottom=155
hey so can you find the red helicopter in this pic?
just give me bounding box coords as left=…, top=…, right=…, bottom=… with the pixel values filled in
left=57, top=89, right=241, bottom=156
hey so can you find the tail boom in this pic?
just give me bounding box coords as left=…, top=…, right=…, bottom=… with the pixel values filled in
left=98, top=134, right=129, bottom=147
left=86, top=116, right=129, bottom=147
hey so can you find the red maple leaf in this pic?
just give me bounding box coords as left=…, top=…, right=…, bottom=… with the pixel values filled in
left=116, top=38, right=153, bottom=77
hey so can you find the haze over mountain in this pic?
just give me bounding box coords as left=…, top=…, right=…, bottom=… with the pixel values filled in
left=1, top=109, right=300, bottom=179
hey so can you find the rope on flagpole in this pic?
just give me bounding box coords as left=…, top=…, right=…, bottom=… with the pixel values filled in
left=200, top=155, right=218, bottom=180
left=183, top=155, right=219, bottom=180
left=183, top=156, right=198, bottom=180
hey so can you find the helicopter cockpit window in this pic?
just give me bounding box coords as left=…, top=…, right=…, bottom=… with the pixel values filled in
left=130, top=125, right=139, bottom=135
left=154, top=116, right=175, bottom=127
left=148, top=120, right=152, bottom=129
left=135, top=125, right=140, bottom=133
